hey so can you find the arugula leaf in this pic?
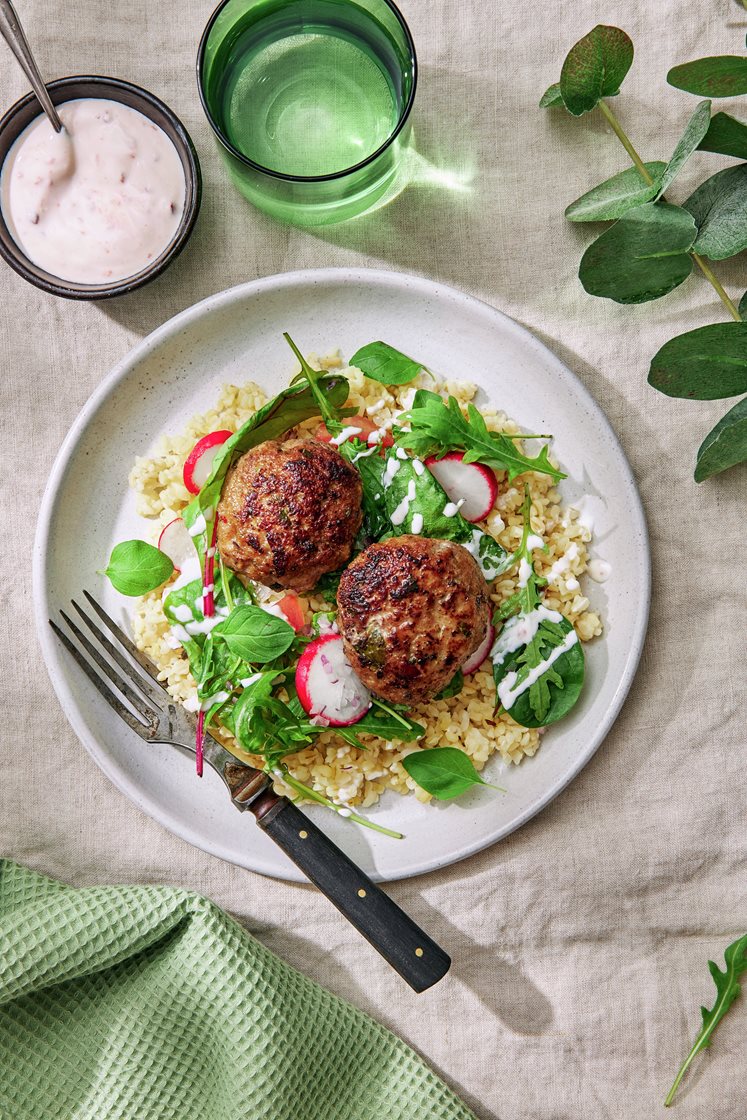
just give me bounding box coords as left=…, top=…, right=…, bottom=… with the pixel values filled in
left=396, top=390, right=565, bottom=484
left=559, top=25, right=634, bottom=116
left=665, top=934, right=747, bottom=1107
left=695, top=396, right=747, bottom=482
left=648, top=322, right=747, bottom=400
left=579, top=202, right=696, bottom=304
left=104, top=540, right=174, bottom=596
left=493, top=614, right=585, bottom=727
left=565, top=163, right=666, bottom=223
left=699, top=111, right=747, bottom=161
left=402, top=747, right=502, bottom=800
left=336, top=703, right=425, bottom=749
left=380, top=449, right=510, bottom=581
left=350, top=341, right=424, bottom=385
left=213, top=605, right=295, bottom=664
left=225, top=672, right=315, bottom=760
left=683, top=164, right=747, bottom=261
left=656, top=100, right=712, bottom=198
left=668, top=56, right=747, bottom=98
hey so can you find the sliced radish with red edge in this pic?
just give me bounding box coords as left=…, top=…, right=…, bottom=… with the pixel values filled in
left=296, top=633, right=371, bottom=727
left=462, top=621, right=495, bottom=674
left=157, top=518, right=195, bottom=573
left=183, top=430, right=232, bottom=495
left=425, top=451, right=498, bottom=522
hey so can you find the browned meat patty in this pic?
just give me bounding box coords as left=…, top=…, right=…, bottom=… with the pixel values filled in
left=217, top=438, right=363, bottom=592
left=336, top=535, right=491, bottom=704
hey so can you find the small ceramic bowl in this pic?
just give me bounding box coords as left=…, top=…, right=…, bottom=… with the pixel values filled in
left=0, top=75, right=201, bottom=299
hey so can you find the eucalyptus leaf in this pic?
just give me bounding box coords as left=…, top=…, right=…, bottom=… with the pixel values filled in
left=740, top=290, right=747, bottom=320
left=668, top=55, right=747, bottom=98
left=694, top=396, right=747, bottom=481
left=648, top=322, right=747, bottom=400
left=683, top=163, right=747, bottom=260
left=349, top=341, right=424, bottom=385
left=401, top=747, right=499, bottom=801
left=656, top=100, right=712, bottom=197
left=699, top=111, right=747, bottom=161
left=539, top=82, right=564, bottom=108
left=559, top=25, right=634, bottom=116
left=565, top=162, right=666, bottom=222
left=104, top=540, right=173, bottom=597
left=579, top=202, right=696, bottom=304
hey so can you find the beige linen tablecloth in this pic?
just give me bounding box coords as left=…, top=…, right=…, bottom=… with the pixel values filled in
left=1, top=2, right=744, bottom=1117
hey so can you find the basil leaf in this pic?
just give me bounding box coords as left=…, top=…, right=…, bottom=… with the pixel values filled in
left=182, top=373, right=350, bottom=545
left=656, top=100, right=712, bottom=198
left=435, top=670, right=464, bottom=700
left=698, top=111, right=747, bottom=161
left=350, top=341, right=424, bottom=385
left=493, top=615, right=585, bottom=728
left=559, top=25, right=634, bottom=116
left=668, top=55, right=747, bottom=98
left=665, top=933, right=747, bottom=1106
left=213, top=605, right=295, bottom=664
left=565, top=163, right=666, bottom=222
left=539, top=82, right=564, bottom=108
left=579, top=202, right=696, bottom=304
left=694, top=396, right=747, bottom=482
left=402, top=747, right=499, bottom=801
left=104, top=540, right=173, bottom=596
left=648, top=322, right=747, bottom=400
left=683, top=164, right=747, bottom=260
left=396, top=391, right=565, bottom=484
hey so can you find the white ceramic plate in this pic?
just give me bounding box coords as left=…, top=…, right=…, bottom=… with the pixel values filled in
left=34, top=268, right=649, bottom=882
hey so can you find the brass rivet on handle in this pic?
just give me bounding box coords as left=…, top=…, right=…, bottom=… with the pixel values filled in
left=415, top=947, right=424, bottom=957
left=357, top=889, right=366, bottom=898
left=299, top=830, right=308, bottom=839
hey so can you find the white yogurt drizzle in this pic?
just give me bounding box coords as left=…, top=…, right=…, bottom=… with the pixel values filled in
left=411, top=513, right=424, bottom=534
left=588, top=558, right=611, bottom=582
left=491, top=605, right=564, bottom=668
left=497, top=629, right=579, bottom=711
left=443, top=499, right=465, bottom=517
left=546, top=543, right=579, bottom=585
left=383, top=457, right=401, bottom=486
left=331, top=426, right=363, bottom=447
left=390, top=480, right=417, bottom=526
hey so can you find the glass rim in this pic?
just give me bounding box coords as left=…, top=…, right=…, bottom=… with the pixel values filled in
left=196, top=0, right=418, bottom=184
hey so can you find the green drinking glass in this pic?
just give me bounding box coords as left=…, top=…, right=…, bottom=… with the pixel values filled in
left=197, top=0, right=417, bottom=225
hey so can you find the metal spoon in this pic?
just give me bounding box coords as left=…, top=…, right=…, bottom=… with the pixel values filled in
left=0, top=0, right=64, bottom=132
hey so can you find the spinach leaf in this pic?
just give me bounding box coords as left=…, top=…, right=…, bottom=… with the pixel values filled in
left=381, top=449, right=510, bottom=581
left=435, top=670, right=464, bottom=700
left=213, top=604, right=295, bottom=664
left=402, top=747, right=502, bottom=800
left=350, top=341, right=424, bottom=385
left=104, top=540, right=173, bottom=596
left=396, top=390, right=565, bottom=483
left=559, top=25, right=634, bottom=116
left=695, top=396, right=747, bottom=482
left=493, top=614, right=585, bottom=728
left=337, top=438, right=390, bottom=541
left=665, top=933, right=747, bottom=1106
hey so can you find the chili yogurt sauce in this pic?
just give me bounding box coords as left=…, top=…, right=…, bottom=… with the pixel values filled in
left=0, top=98, right=185, bottom=284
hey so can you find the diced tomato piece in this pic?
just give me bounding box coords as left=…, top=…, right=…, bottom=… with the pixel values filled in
left=277, top=592, right=305, bottom=632
left=314, top=416, right=394, bottom=448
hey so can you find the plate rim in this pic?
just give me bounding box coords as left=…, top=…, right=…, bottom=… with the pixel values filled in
left=33, top=266, right=651, bottom=882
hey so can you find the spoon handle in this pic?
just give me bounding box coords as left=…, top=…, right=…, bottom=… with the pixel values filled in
left=0, top=0, right=63, bottom=132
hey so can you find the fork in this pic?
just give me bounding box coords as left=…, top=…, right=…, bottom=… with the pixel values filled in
left=50, top=591, right=451, bottom=992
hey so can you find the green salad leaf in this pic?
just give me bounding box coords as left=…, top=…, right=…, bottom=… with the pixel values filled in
left=665, top=933, right=747, bottom=1106
left=104, top=540, right=174, bottom=596
left=402, top=747, right=502, bottom=800
left=337, top=438, right=390, bottom=542
left=396, top=389, right=565, bottom=484
left=695, top=396, right=747, bottom=482
left=349, top=341, right=424, bottom=385
left=559, top=25, right=634, bottom=116
left=668, top=55, right=747, bottom=98
left=435, top=670, right=464, bottom=700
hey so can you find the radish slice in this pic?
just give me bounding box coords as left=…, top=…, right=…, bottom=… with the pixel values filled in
left=157, top=517, right=195, bottom=573
left=278, top=592, right=305, bottom=632
left=296, top=634, right=371, bottom=727
left=425, top=451, right=498, bottom=522
left=462, top=621, right=496, bottom=674
left=183, top=430, right=232, bottom=495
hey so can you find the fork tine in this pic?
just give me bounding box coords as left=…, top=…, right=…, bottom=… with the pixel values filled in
left=59, top=610, right=158, bottom=724
left=50, top=620, right=152, bottom=738
left=83, top=590, right=166, bottom=683
left=71, top=598, right=168, bottom=709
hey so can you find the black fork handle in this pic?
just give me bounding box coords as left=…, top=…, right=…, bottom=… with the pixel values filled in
left=249, top=791, right=451, bottom=992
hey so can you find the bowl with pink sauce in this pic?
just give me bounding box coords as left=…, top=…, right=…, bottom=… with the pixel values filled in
left=0, top=75, right=201, bottom=299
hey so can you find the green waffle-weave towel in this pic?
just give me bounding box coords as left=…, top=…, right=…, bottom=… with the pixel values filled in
left=0, top=860, right=474, bottom=1120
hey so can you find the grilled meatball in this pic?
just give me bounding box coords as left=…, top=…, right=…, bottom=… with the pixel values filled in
left=337, top=535, right=491, bottom=704
left=217, top=438, right=363, bottom=592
